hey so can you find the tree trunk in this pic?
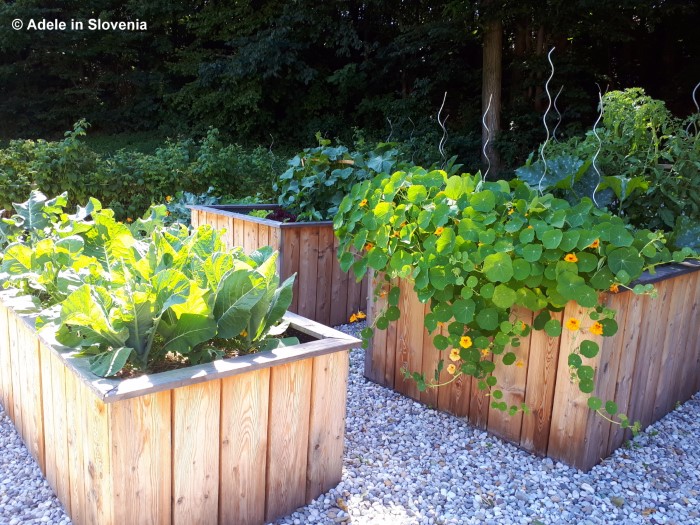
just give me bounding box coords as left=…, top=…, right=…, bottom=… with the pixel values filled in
left=482, top=16, right=503, bottom=177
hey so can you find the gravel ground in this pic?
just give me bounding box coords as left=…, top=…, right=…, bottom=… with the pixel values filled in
left=2, top=321, right=699, bottom=525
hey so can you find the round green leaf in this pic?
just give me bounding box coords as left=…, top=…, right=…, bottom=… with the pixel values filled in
left=605, top=401, right=618, bottom=416
left=577, top=365, right=595, bottom=381
left=587, top=397, right=602, bottom=410
left=452, top=298, right=476, bottom=324
left=600, top=318, right=618, bottom=336
left=376, top=316, right=389, bottom=330
left=385, top=306, right=401, bottom=321
left=502, top=352, right=516, bottom=365
left=541, top=229, right=563, bottom=249
left=492, top=284, right=517, bottom=308
left=483, top=252, right=514, bottom=282
left=476, top=308, right=500, bottom=330
left=579, top=379, right=595, bottom=393
left=544, top=319, right=562, bottom=337
left=492, top=389, right=504, bottom=400
left=512, top=259, right=531, bottom=281
left=568, top=353, right=582, bottom=367
left=580, top=340, right=600, bottom=358
left=522, top=244, right=543, bottom=263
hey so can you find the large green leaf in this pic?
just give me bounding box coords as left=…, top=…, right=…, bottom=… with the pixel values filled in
left=159, top=312, right=217, bottom=354
left=88, top=347, right=134, bottom=377
left=213, top=268, right=267, bottom=338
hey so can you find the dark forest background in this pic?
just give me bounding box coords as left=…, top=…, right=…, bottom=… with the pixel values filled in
left=1, top=0, right=698, bottom=170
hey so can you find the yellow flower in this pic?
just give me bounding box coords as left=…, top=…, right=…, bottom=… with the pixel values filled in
left=356, top=311, right=367, bottom=320
left=589, top=322, right=604, bottom=336
left=515, top=361, right=524, bottom=368
left=508, top=209, right=514, bottom=215
left=449, top=349, right=461, bottom=362
left=165, top=195, right=172, bottom=203
left=126, top=217, right=133, bottom=223
left=392, top=231, right=400, bottom=238
left=565, top=317, right=581, bottom=331
left=564, top=253, right=578, bottom=263
left=447, top=363, right=457, bottom=375
left=481, top=348, right=490, bottom=357
left=360, top=199, right=368, bottom=207
left=349, top=314, right=358, bottom=323
left=240, top=329, right=248, bottom=338
left=527, top=225, right=533, bottom=229
left=435, top=227, right=444, bottom=236
left=609, top=283, right=619, bottom=293
left=166, top=211, right=171, bottom=216
left=459, top=336, right=473, bottom=349
left=589, top=239, right=600, bottom=249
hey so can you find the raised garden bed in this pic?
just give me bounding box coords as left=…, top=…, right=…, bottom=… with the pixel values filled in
left=364, top=262, right=700, bottom=471
left=190, top=204, right=368, bottom=327
left=0, top=291, right=359, bottom=525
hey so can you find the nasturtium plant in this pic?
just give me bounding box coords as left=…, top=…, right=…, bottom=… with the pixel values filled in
left=335, top=167, right=698, bottom=427
left=1, top=191, right=296, bottom=377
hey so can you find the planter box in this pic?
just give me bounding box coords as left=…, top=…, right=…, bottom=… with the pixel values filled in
left=0, top=291, right=359, bottom=525
left=190, top=205, right=368, bottom=327
left=365, top=263, right=700, bottom=471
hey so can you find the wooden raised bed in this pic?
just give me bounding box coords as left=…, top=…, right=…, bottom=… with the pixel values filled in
left=190, top=205, right=368, bottom=327
left=365, top=262, right=700, bottom=471
left=0, top=291, right=359, bottom=525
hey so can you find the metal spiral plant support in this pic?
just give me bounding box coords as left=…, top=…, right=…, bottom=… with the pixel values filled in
left=591, top=90, right=604, bottom=208
left=481, top=93, right=493, bottom=186
left=552, top=85, right=564, bottom=142
left=538, top=47, right=556, bottom=195
left=437, top=92, right=449, bottom=168
left=408, top=117, right=417, bottom=163
left=687, top=81, right=700, bottom=135
left=386, top=117, right=394, bottom=142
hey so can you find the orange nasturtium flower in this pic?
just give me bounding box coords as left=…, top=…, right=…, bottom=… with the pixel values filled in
left=349, top=313, right=358, bottom=323
left=447, top=363, right=457, bottom=375
left=364, top=243, right=374, bottom=251
left=565, top=318, right=581, bottom=331
left=356, top=311, right=367, bottom=320
left=589, top=239, right=600, bottom=249
left=459, top=335, right=473, bottom=349
left=359, top=199, right=368, bottom=207
left=564, top=253, right=578, bottom=263
left=165, top=195, right=173, bottom=203
left=435, top=226, right=445, bottom=236
left=239, top=329, right=248, bottom=338
left=508, top=208, right=515, bottom=215
left=481, top=348, right=490, bottom=357
left=126, top=217, right=133, bottom=223
left=589, top=322, right=604, bottom=336
left=609, top=283, right=620, bottom=293
left=449, top=349, right=461, bottom=362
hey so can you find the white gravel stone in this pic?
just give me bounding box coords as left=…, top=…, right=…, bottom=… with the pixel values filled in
left=1, top=319, right=700, bottom=524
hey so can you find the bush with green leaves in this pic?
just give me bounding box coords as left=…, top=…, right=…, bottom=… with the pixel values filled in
left=0, top=191, right=296, bottom=377
left=515, top=88, right=700, bottom=249
left=335, top=167, right=697, bottom=426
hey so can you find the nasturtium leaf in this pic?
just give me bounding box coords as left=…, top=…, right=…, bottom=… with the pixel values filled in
left=587, top=397, right=602, bottom=410
left=541, top=229, right=563, bottom=249
left=385, top=306, right=401, bottom=321
left=486, top=376, right=498, bottom=387
left=339, top=252, right=355, bottom=273
left=608, top=225, right=634, bottom=247
left=483, top=252, right=514, bottom=282
left=600, top=318, right=618, bottom=336
left=433, top=334, right=450, bottom=350
left=492, top=389, right=504, bottom=400
left=519, top=228, right=535, bottom=243
left=590, top=267, right=614, bottom=290
left=433, top=302, right=453, bottom=322
left=352, top=258, right=369, bottom=280
left=545, top=319, right=562, bottom=337
left=568, top=353, right=583, bottom=368
left=361, top=327, right=373, bottom=340
left=429, top=266, right=450, bottom=290
left=480, top=282, right=495, bottom=299
left=407, top=185, right=428, bottom=204
left=476, top=308, right=500, bottom=330
left=522, top=244, right=543, bottom=262
left=580, top=340, right=600, bottom=358
left=605, top=401, right=618, bottom=415
left=574, top=285, right=599, bottom=308
left=512, top=259, right=531, bottom=281
left=495, top=332, right=510, bottom=346
left=436, top=228, right=455, bottom=254
left=376, top=316, right=389, bottom=330
left=607, top=247, right=644, bottom=277
left=533, top=310, right=551, bottom=330
left=556, top=272, right=586, bottom=301
left=473, top=336, right=491, bottom=349
left=478, top=229, right=496, bottom=244
left=466, top=275, right=479, bottom=288
left=480, top=360, right=496, bottom=374
left=452, top=298, right=476, bottom=324
left=470, top=191, right=496, bottom=212
left=373, top=202, right=394, bottom=224
left=367, top=248, right=389, bottom=270
left=615, top=269, right=631, bottom=284
left=577, top=365, right=595, bottom=380
left=575, top=252, right=598, bottom=273
left=579, top=379, right=595, bottom=393
left=502, top=352, right=517, bottom=365
left=492, top=284, right=517, bottom=309
left=388, top=286, right=401, bottom=306
left=559, top=231, right=581, bottom=252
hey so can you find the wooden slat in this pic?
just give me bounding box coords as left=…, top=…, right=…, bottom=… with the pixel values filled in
left=281, top=229, right=301, bottom=313
left=0, top=302, right=13, bottom=419
left=314, top=227, right=334, bottom=326
left=258, top=222, right=270, bottom=248
left=345, top=269, right=362, bottom=324
left=265, top=359, right=313, bottom=522
left=49, top=347, right=71, bottom=509
left=16, top=320, right=45, bottom=470
left=487, top=307, right=534, bottom=444
left=216, top=213, right=229, bottom=247
left=220, top=369, right=270, bottom=525
left=233, top=216, right=245, bottom=247
left=243, top=220, right=259, bottom=254
left=393, top=281, right=424, bottom=401
left=83, top=395, right=112, bottom=525
left=384, top=279, right=399, bottom=389
left=468, top=355, right=492, bottom=430
left=306, top=351, right=349, bottom=500
left=364, top=273, right=386, bottom=384
left=681, top=273, right=700, bottom=397
left=190, top=208, right=199, bottom=229
left=297, top=228, right=320, bottom=319
left=172, top=380, right=221, bottom=525
left=40, top=343, right=57, bottom=492
left=436, top=322, right=471, bottom=418
left=111, top=391, right=172, bottom=525
left=520, top=309, right=563, bottom=455
left=329, top=235, right=349, bottom=327
left=419, top=303, right=441, bottom=408
left=66, top=370, right=86, bottom=525
left=7, top=311, right=22, bottom=432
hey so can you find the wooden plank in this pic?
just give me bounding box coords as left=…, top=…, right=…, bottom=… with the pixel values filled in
left=297, top=227, right=320, bottom=319
left=364, top=272, right=386, bottom=384
left=40, top=343, right=57, bottom=492
left=49, top=347, right=71, bottom=510
left=383, top=278, right=399, bottom=389
left=243, top=219, right=259, bottom=254
left=419, top=303, right=441, bottom=409
left=345, top=268, right=363, bottom=324
left=676, top=272, right=699, bottom=401
left=265, top=359, right=313, bottom=522
left=329, top=234, right=349, bottom=327
left=652, top=276, right=692, bottom=420
left=258, top=222, right=270, bottom=248
left=216, top=213, right=229, bottom=247
left=189, top=208, right=199, bottom=229
left=233, top=216, right=245, bottom=248
left=172, top=381, right=221, bottom=525
left=683, top=273, right=700, bottom=396
left=16, top=320, right=45, bottom=470
left=111, top=391, right=172, bottom=525
left=606, top=290, right=644, bottom=454
left=487, top=307, right=534, bottom=445
left=436, top=322, right=471, bottom=418
left=306, top=351, right=349, bottom=501
left=0, top=302, right=13, bottom=420
left=83, top=395, right=112, bottom=525
left=393, top=281, right=424, bottom=401
left=314, top=227, right=334, bottom=326
left=8, top=312, right=24, bottom=442
left=220, top=369, right=270, bottom=525
left=520, top=309, right=563, bottom=455
left=65, top=370, right=87, bottom=525
left=281, top=229, right=301, bottom=314
left=468, top=356, right=492, bottom=430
